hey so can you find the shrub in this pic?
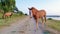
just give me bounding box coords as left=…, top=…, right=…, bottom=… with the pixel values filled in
left=25, top=13, right=28, bottom=16
left=48, top=18, right=52, bottom=20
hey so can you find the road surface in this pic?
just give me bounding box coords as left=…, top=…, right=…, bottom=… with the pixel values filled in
left=0, top=16, right=47, bottom=34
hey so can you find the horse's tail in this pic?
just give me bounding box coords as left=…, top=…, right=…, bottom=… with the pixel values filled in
left=2, top=14, right=5, bottom=19
left=2, top=15, right=4, bottom=19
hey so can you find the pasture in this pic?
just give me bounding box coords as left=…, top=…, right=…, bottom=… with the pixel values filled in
left=0, top=13, right=25, bottom=28
left=46, top=19, right=60, bottom=31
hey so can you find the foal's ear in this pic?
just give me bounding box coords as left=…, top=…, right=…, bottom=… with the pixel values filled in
left=28, top=8, right=30, bottom=9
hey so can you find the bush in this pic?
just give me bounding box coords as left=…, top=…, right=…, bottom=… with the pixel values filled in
left=48, top=18, right=52, bottom=20
left=25, top=13, right=28, bottom=16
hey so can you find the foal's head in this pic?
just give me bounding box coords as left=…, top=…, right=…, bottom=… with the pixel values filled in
left=28, top=7, right=36, bottom=14
left=28, top=7, right=35, bottom=18
left=28, top=7, right=37, bottom=16
left=28, top=7, right=34, bottom=10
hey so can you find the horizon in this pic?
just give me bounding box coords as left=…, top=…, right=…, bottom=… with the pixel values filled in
left=16, top=0, right=60, bottom=15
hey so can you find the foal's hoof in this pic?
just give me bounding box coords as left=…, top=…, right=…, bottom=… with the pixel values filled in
left=30, top=17, right=32, bottom=18
left=37, top=28, right=38, bottom=30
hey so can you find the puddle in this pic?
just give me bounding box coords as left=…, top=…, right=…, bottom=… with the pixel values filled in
left=44, top=30, right=55, bottom=34
left=11, top=31, right=25, bottom=33
left=44, top=30, right=50, bottom=34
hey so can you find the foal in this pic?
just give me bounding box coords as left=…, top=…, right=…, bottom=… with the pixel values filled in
left=28, top=7, right=46, bottom=29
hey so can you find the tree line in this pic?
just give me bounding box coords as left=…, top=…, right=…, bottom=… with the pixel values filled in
left=0, top=0, right=23, bottom=14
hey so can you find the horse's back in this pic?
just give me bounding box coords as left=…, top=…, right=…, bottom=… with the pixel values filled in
left=39, top=10, right=46, bottom=15
left=33, top=10, right=46, bottom=18
left=36, top=10, right=46, bottom=18
left=5, top=12, right=12, bottom=16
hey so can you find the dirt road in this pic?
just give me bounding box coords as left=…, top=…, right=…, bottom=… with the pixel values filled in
left=0, top=16, right=47, bottom=34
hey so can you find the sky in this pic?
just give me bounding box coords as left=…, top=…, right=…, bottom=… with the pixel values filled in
left=15, top=0, right=60, bottom=15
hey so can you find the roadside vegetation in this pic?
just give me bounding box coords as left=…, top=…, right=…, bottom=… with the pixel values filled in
left=0, top=13, right=25, bottom=26
left=0, top=0, right=27, bottom=28
left=46, top=18, right=60, bottom=31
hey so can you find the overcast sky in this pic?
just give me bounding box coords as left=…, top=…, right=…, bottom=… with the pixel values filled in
left=16, top=0, right=60, bottom=15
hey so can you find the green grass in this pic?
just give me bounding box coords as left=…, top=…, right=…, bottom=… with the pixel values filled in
left=0, top=13, right=26, bottom=27
left=46, top=19, right=60, bottom=31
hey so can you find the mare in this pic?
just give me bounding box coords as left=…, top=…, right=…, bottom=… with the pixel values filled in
left=28, top=7, right=46, bottom=29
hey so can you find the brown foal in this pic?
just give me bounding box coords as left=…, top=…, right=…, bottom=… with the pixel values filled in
left=28, top=7, right=46, bottom=29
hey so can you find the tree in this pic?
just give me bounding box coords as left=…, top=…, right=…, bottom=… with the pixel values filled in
left=14, top=7, right=24, bottom=15
left=0, top=0, right=15, bottom=13
left=25, top=13, right=28, bottom=16
left=14, top=7, right=19, bottom=11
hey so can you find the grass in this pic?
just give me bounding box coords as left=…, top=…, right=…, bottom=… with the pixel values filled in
left=0, top=13, right=26, bottom=28
left=46, top=19, right=60, bottom=31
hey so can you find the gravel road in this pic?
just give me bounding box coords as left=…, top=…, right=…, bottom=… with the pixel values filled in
left=0, top=17, right=46, bottom=34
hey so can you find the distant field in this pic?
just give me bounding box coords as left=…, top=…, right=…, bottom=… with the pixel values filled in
left=0, top=13, right=26, bottom=27
left=46, top=19, right=60, bottom=31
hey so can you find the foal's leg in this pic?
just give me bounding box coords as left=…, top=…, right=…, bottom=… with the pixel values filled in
left=36, top=18, right=38, bottom=30
left=4, top=16, right=6, bottom=19
left=41, top=17, right=44, bottom=28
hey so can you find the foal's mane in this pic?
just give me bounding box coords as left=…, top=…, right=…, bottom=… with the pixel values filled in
left=31, top=7, right=39, bottom=15
left=32, top=7, right=39, bottom=12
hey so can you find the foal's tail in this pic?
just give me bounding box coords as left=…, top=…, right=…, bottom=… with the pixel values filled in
left=44, top=15, right=46, bottom=22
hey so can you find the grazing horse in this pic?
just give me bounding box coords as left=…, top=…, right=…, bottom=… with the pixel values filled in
left=2, top=12, right=13, bottom=19
left=28, top=7, right=46, bottom=29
